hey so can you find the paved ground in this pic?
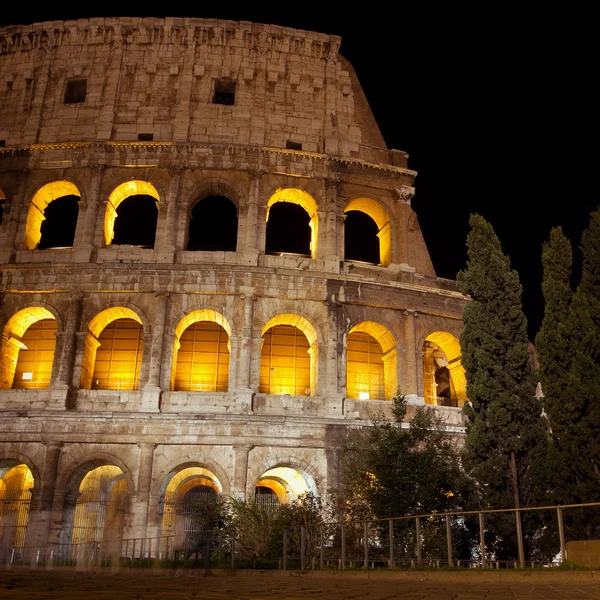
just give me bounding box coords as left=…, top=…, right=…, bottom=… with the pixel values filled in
left=1, top=569, right=600, bottom=599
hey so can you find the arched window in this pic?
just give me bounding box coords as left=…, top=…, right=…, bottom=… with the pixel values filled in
left=260, top=325, right=310, bottom=396
left=0, top=462, right=34, bottom=553
left=1, top=307, right=58, bottom=390
left=344, top=198, right=391, bottom=266
left=254, top=466, right=316, bottom=510
left=0, top=188, right=6, bottom=226
left=104, top=181, right=160, bottom=247
left=344, top=211, right=380, bottom=264
left=346, top=322, right=397, bottom=401
left=23, top=181, right=81, bottom=250
left=422, top=332, right=467, bottom=407
left=62, top=464, right=127, bottom=546
left=80, top=307, right=145, bottom=391
left=91, top=319, right=144, bottom=391
left=346, top=331, right=384, bottom=400
left=187, top=196, right=238, bottom=252
left=265, top=189, right=319, bottom=259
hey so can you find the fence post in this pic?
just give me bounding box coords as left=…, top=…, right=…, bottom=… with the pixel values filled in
left=363, top=521, right=369, bottom=568
left=515, top=509, right=525, bottom=568
left=320, top=524, right=324, bottom=570
left=283, top=529, right=288, bottom=571
left=557, top=506, right=566, bottom=563
left=415, top=518, right=422, bottom=567
left=446, top=514, right=453, bottom=567
left=341, top=523, right=346, bottom=569
left=300, top=527, right=306, bottom=570
left=389, top=519, right=394, bottom=568
left=479, top=512, right=486, bottom=568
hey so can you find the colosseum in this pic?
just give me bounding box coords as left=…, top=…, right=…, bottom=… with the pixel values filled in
left=0, top=17, right=468, bottom=558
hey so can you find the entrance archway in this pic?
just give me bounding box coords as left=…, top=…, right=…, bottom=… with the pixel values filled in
left=422, top=332, right=466, bottom=407
left=255, top=466, right=316, bottom=512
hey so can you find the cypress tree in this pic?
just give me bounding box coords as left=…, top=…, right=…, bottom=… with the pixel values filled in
left=457, top=215, right=548, bottom=515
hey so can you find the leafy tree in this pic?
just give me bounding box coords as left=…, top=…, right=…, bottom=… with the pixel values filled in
left=334, top=392, right=474, bottom=562
left=457, top=214, right=550, bottom=559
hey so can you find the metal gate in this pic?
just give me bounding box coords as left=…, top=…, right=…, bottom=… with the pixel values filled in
left=159, top=490, right=218, bottom=552
left=0, top=489, right=32, bottom=560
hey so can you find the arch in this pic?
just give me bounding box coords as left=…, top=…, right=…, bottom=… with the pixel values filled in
left=156, top=459, right=231, bottom=498
left=104, top=180, right=160, bottom=246
left=0, top=187, right=5, bottom=226
left=266, top=188, right=319, bottom=258
left=159, top=464, right=223, bottom=547
left=422, top=331, right=466, bottom=407
left=1, top=307, right=58, bottom=390
left=187, top=195, right=238, bottom=252
left=260, top=314, right=318, bottom=396
left=347, top=322, right=397, bottom=401
left=0, top=463, right=34, bottom=555
left=254, top=465, right=317, bottom=506
left=345, top=197, right=391, bottom=266
left=80, top=307, right=145, bottom=390
left=171, top=310, right=232, bottom=392
left=61, top=461, right=128, bottom=547
left=23, top=181, right=81, bottom=250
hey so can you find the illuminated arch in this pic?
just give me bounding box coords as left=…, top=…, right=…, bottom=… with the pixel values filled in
left=266, top=188, right=319, bottom=258
left=0, top=462, right=34, bottom=552
left=255, top=466, right=316, bottom=506
left=80, top=307, right=144, bottom=390
left=260, top=314, right=318, bottom=396
left=159, top=465, right=222, bottom=546
left=61, top=463, right=127, bottom=546
left=1, top=307, right=58, bottom=390
left=347, top=322, right=397, bottom=401
left=171, top=310, right=233, bottom=392
left=345, top=197, right=391, bottom=266
left=104, top=181, right=160, bottom=246
left=23, top=181, right=81, bottom=250
left=422, top=331, right=466, bottom=407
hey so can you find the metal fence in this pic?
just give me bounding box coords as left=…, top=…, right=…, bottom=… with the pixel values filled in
left=0, top=489, right=32, bottom=562
left=3, top=501, right=599, bottom=570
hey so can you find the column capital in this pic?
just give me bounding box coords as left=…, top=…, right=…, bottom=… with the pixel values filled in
left=137, top=441, right=158, bottom=453
left=246, top=169, right=266, bottom=181
left=167, top=164, right=186, bottom=178
left=394, top=185, right=415, bottom=205
left=89, top=163, right=106, bottom=175
left=233, top=444, right=254, bottom=454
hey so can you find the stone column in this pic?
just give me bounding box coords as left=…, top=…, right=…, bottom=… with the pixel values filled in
left=394, top=186, right=415, bottom=268
left=0, top=169, right=28, bottom=263
left=156, top=165, right=185, bottom=262
left=142, top=294, right=169, bottom=412
left=126, top=442, right=156, bottom=540
left=235, top=294, right=256, bottom=413
left=74, top=164, right=105, bottom=262
left=70, top=331, right=93, bottom=400
left=23, top=441, right=62, bottom=551
left=54, top=293, right=84, bottom=390
left=232, top=445, right=253, bottom=499
left=403, top=310, right=423, bottom=404
left=320, top=178, right=342, bottom=272
left=241, top=170, right=264, bottom=263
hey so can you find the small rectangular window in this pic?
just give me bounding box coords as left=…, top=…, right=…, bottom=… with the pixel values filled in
left=0, top=140, right=5, bottom=147
left=286, top=141, right=303, bottom=151
left=213, top=78, right=236, bottom=106
left=138, top=133, right=154, bottom=141
left=64, top=79, right=87, bottom=104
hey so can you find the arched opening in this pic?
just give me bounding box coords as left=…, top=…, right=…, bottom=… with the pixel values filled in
left=260, top=315, right=318, bottom=396
left=346, top=322, right=397, bottom=401
left=254, top=466, right=315, bottom=512
left=80, top=307, right=144, bottom=391
left=344, top=211, right=380, bottom=264
left=265, top=188, right=318, bottom=259
left=344, top=198, right=391, bottom=266
left=23, top=181, right=81, bottom=250
left=104, top=181, right=160, bottom=247
left=0, top=188, right=6, bottom=226
left=187, top=196, right=238, bottom=252
left=172, top=311, right=231, bottom=393
left=422, top=332, right=467, bottom=407
left=62, top=464, right=127, bottom=547
left=0, top=462, right=34, bottom=560
left=1, top=307, right=58, bottom=390
left=159, top=466, right=222, bottom=552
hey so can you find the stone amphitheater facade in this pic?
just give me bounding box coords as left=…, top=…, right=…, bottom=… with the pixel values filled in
left=0, top=17, right=468, bottom=554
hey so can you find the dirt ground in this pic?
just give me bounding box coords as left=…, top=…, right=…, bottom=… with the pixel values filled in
left=1, top=568, right=600, bottom=599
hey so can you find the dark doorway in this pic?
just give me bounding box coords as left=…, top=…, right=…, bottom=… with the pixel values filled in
left=38, top=195, right=79, bottom=249
left=112, top=195, right=158, bottom=248
left=344, top=210, right=380, bottom=264
left=265, top=203, right=311, bottom=256
left=187, top=196, right=238, bottom=252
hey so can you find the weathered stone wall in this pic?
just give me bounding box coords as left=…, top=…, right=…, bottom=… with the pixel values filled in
left=0, top=18, right=467, bottom=549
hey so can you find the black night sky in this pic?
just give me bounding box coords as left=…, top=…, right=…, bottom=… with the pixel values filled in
left=1, top=9, right=598, bottom=339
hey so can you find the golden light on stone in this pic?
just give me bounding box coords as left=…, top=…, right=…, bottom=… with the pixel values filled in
left=258, top=467, right=309, bottom=502
left=165, top=467, right=222, bottom=497
left=344, top=197, right=391, bottom=266
left=23, top=181, right=81, bottom=250
left=0, top=464, right=34, bottom=551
